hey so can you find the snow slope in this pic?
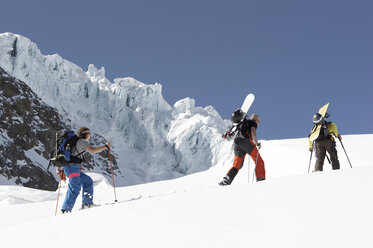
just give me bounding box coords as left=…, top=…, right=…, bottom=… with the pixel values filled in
left=0, top=134, right=372, bottom=248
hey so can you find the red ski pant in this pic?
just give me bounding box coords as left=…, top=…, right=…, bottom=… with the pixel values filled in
left=228, top=138, right=265, bottom=180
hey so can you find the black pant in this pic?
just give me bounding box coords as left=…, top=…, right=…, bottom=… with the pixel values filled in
left=315, top=139, right=340, bottom=171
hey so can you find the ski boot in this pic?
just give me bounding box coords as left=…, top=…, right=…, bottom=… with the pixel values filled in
left=218, top=176, right=232, bottom=186
left=81, top=203, right=98, bottom=210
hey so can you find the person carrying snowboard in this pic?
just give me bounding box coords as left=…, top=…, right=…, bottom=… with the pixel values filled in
left=58, top=127, right=110, bottom=213
left=219, top=110, right=265, bottom=185
left=308, top=113, right=341, bottom=171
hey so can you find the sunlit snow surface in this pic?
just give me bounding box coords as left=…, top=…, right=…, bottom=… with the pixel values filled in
left=0, top=135, right=372, bottom=248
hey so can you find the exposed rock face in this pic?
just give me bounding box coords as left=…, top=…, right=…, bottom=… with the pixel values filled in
left=0, top=67, right=118, bottom=190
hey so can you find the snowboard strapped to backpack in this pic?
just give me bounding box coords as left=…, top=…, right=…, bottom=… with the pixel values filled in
left=222, top=94, right=255, bottom=141
left=309, top=121, right=330, bottom=142
left=49, top=130, right=84, bottom=168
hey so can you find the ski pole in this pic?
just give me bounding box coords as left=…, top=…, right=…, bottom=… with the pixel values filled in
left=55, top=180, right=62, bottom=216
left=108, top=148, right=118, bottom=202
left=252, top=146, right=260, bottom=182
left=339, top=139, right=353, bottom=168
left=308, top=149, right=313, bottom=174
left=247, top=156, right=250, bottom=183
left=325, top=154, right=331, bottom=164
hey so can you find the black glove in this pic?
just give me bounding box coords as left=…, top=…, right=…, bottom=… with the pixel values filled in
left=222, top=131, right=234, bottom=141
left=222, top=131, right=229, bottom=139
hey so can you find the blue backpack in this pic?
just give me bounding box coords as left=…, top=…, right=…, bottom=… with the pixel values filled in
left=50, top=130, right=83, bottom=167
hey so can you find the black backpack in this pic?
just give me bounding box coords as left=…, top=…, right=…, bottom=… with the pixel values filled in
left=49, top=130, right=84, bottom=168
left=310, top=122, right=330, bottom=141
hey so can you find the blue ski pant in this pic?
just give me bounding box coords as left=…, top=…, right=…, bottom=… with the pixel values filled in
left=61, top=164, right=93, bottom=211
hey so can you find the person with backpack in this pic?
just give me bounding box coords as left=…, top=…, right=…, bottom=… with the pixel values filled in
left=308, top=113, right=342, bottom=171
left=58, top=126, right=110, bottom=213
left=219, top=110, right=265, bottom=185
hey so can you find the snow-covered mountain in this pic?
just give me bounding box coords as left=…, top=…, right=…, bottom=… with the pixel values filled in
left=1, top=32, right=372, bottom=248
left=0, top=32, right=232, bottom=187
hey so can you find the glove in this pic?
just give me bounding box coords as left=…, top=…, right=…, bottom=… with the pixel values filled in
left=222, top=131, right=229, bottom=139
left=222, top=131, right=234, bottom=140
left=105, top=142, right=111, bottom=150
left=309, top=147, right=313, bottom=152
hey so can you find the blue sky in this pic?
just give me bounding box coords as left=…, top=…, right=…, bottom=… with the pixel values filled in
left=1, top=0, right=372, bottom=139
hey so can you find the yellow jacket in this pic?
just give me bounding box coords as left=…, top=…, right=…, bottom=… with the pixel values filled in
left=308, top=122, right=339, bottom=148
